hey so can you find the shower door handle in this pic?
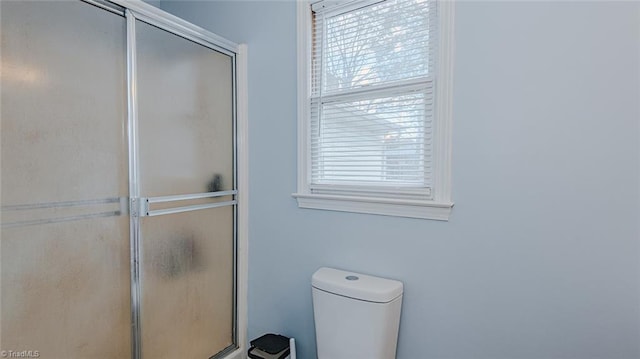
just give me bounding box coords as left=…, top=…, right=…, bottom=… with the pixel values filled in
left=2, top=196, right=128, bottom=228
left=136, top=190, right=237, bottom=217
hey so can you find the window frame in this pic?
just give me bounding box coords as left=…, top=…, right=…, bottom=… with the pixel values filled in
left=293, top=0, right=455, bottom=220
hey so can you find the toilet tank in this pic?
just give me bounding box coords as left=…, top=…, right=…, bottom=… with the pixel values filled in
left=312, top=267, right=403, bottom=359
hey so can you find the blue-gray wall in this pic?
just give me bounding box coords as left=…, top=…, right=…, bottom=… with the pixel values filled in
left=161, top=1, right=640, bottom=358
left=142, top=0, right=162, bottom=8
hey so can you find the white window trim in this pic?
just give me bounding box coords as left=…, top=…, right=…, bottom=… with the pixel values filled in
left=293, top=0, right=455, bottom=220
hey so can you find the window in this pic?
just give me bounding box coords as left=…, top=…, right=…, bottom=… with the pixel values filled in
left=294, top=0, right=454, bottom=220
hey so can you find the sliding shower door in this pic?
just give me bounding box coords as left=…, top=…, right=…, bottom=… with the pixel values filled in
left=0, top=1, right=131, bottom=358
left=1, top=1, right=239, bottom=359
left=134, top=19, right=236, bottom=359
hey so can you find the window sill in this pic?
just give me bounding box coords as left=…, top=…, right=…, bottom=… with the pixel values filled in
left=292, top=193, right=453, bottom=220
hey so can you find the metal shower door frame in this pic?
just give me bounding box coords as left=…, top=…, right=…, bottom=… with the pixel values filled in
left=82, top=1, right=241, bottom=358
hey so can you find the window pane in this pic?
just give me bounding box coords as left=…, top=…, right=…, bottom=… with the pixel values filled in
left=323, top=0, right=431, bottom=92
left=311, top=91, right=432, bottom=186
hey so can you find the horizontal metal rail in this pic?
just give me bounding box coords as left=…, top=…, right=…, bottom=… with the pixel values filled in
left=1, top=197, right=126, bottom=228
left=2, top=197, right=124, bottom=211
left=146, top=190, right=237, bottom=204
left=2, top=211, right=122, bottom=228
left=145, top=200, right=237, bottom=217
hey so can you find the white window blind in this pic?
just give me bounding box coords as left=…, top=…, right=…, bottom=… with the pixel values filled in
left=310, top=0, right=438, bottom=199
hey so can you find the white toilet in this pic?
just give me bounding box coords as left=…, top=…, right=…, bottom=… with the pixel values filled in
left=312, top=267, right=404, bottom=359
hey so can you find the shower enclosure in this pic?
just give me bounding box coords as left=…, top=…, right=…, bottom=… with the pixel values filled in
left=1, top=1, right=244, bottom=358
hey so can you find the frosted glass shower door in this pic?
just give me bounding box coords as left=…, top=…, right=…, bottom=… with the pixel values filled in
left=134, top=19, right=236, bottom=359
left=0, top=1, right=131, bottom=358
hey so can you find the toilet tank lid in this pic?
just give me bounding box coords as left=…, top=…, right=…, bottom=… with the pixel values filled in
left=312, top=267, right=403, bottom=303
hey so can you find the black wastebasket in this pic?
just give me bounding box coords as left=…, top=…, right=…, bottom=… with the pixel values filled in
left=247, top=333, right=290, bottom=359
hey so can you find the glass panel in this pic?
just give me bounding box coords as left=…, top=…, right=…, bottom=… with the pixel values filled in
left=136, top=20, right=234, bottom=197
left=321, top=0, right=431, bottom=93
left=313, top=91, right=430, bottom=186
left=0, top=1, right=130, bottom=358
left=1, top=217, right=131, bottom=359
left=136, top=22, right=236, bottom=358
left=140, top=206, right=234, bottom=358
left=0, top=1, right=128, bottom=206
